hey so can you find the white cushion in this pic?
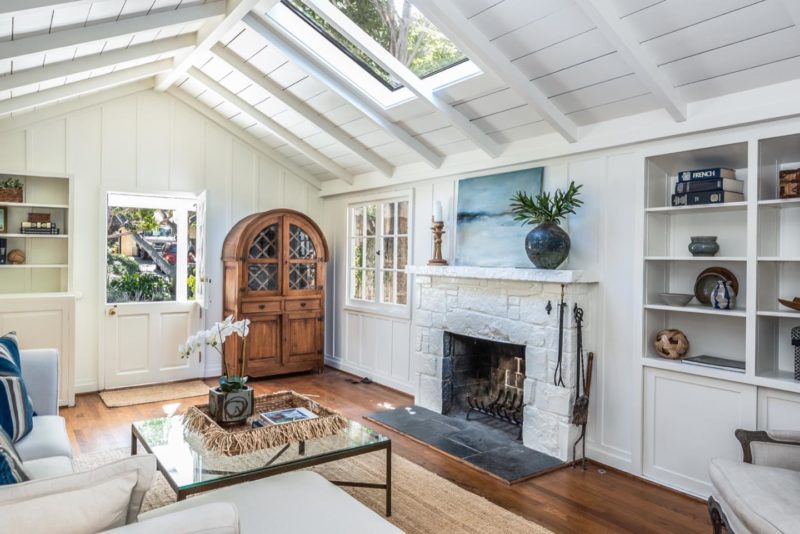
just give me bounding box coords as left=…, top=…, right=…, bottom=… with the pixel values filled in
left=22, top=455, right=73, bottom=479
left=103, top=503, right=240, bottom=534
left=15, top=415, right=72, bottom=461
left=140, top=471, right=399, bottom=534
left=709, top=458, right=800, bottom=534
left=0, top=470, right=138, bottom=534
left=0, top=455, right=155, bottom=527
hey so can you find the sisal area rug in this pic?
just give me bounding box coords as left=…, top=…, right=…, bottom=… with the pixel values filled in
left=98, top=380, right=210, bottom=408
left=74, top=447, right=550, bottom=534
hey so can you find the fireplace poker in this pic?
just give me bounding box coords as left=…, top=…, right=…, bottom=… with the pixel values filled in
left=553, top=284, right=566, bottom=387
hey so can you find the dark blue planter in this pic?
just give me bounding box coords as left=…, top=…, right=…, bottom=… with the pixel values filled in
left=525, top=223, right=570, bottom=269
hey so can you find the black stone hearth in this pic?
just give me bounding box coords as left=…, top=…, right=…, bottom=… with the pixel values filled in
left=366, top=405, right=564, bottom=483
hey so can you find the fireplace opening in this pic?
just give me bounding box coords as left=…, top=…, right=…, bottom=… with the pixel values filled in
left=442, top=332, right=526, bottom=434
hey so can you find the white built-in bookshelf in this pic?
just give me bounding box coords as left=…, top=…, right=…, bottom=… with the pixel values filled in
left=0, top=171, right=72, bottom=295
left=642, top=135, right=800, bottom=394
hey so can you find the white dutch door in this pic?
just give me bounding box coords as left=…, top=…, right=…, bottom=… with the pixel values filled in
left=102, top=192, right=207, bottom=388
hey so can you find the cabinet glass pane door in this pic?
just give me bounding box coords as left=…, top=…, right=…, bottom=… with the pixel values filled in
left=288, top=224, right=317, bottom=290
left=248, top=224, right=279, bottom=292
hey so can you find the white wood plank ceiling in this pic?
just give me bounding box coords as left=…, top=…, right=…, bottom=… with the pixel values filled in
left=0, top=0, right=799, bottom=185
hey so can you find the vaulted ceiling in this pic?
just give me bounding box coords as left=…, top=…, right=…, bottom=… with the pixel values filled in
left=1, top=0, right=799, bottom=188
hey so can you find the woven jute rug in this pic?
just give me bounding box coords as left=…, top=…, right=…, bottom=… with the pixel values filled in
left=74, top=447, right=550, bottom=534
left=98, top=380, right=209, bottom=408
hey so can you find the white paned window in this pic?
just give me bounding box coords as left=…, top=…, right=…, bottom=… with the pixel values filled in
left=349, top=196, right=410, bottom=309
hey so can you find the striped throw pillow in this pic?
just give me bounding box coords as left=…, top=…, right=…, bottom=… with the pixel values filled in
left=0, top=427, right=28, bottom=485
left=0, top=377, right=33, bottom=442
left=0, top=333, right=21, bottom=376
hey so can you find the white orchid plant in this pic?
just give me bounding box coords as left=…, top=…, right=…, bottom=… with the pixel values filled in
left=180, top=315, right=251, bottom=392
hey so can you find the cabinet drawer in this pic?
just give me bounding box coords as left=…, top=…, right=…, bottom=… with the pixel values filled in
left=285, top=299, right=320, bottom=312
left=242, top=301, right=281, bottom=314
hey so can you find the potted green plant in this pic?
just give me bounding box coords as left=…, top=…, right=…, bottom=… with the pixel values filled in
left=510, top=181, right=583, bottom=269
left=180, top=315, right=253, bottom=424
left=0, top=177, right=23, bottom=203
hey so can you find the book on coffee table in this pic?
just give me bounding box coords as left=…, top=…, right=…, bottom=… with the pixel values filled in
left=260, top=407, right=319, bottom=425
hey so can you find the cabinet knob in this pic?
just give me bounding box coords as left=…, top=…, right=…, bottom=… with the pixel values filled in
left=259, top=304, right=266, bottom=310
left=300, top=302, right=306, bottom=307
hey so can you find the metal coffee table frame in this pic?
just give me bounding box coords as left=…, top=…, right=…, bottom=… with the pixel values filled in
left=131, top=423, right=392, bottom=516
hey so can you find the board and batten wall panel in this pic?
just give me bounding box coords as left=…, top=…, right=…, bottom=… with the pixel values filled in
left=758, top=388, right=800, bottom=430
left=0, top=90, right=323, bottom=393
left=322, top=152, right=639, bottom=473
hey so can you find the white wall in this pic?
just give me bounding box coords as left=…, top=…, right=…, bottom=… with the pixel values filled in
left=322, top=148, right=640, bottom=470
left=0, top=89, right=323, bottom=393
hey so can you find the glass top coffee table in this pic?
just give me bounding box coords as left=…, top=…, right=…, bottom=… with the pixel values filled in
left=131, top=415, right=392, bottom=516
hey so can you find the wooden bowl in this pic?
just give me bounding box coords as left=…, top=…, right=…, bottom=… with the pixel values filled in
left=778, top=297, right=800, bottom=312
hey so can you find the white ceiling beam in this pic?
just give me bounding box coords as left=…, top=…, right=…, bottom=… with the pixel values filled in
left=211, top=43, right=394, bottom=177
left=302, top=0, right=503, bottom=158
left=167, top=87, right=322, bottom=190
left=0, top=59, right=173, bottom=116
left=0, top=1, right=93, bottom=17
left=573, top=0, right=687, bottom=122
left=0, top=1, right=225, bottom=61
left=188, top=66, right=354, bottom=184
left=413, top=0, right=578, bottom=143
left=154, top=0, right=272, bottom=92
left=243, top=13, right=442, bottom=169
left=0, top=34, right=196, bottom=94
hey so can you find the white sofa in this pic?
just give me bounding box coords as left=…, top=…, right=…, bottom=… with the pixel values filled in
left=8, top=349, right=400, bottom=534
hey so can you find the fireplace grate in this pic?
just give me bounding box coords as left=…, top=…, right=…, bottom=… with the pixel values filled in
left=466, top=389, right=524, bottom=440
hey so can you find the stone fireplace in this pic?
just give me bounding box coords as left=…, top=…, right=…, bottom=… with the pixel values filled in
left=408, top=265, right=597, bottom=461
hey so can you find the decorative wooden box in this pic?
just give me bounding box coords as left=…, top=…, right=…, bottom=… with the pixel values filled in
left=779, top=169, right=800, bottom=199
left=0, top=188, right=23, bottom=203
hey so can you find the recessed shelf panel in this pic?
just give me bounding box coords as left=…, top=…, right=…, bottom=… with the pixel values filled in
left=758, top=133, right=800, bottom=202
left=644, top=309, right=747, bottom=363
left=756, top=315, right=800, bottom=380
left=0, top=202, right=69, bottom=209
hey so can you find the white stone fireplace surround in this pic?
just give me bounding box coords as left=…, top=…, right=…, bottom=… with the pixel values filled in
left=408, top=265, right=597, bottom=461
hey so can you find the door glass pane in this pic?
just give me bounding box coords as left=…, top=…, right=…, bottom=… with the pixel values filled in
left=397, top=236, right=408, bottom=270
left=289, top=264, right=316, bottom=290
left=353, top=206, right=364, bottom=236
left=398, top=201, right=409, bottom=234
left=289, top=224, right=316, bottom=259
left=366, top=204, right=377, bottom=236
left=351, top=269, right=363, bottom=300
left=365, top=270, right=375, bottom=300
left=365, top=237, right=376, bottom=268
left=397, top=272, right=408, bottom=305
left=382, top=237, right=394, bottom=269
left=382, top=271, right=394, bottom=303
left=187, top=210, right=197, bottom=299
left=351, top=238, right=363, bottom=268
left=247, top=264, right=278, bottom=291
left=383, top=202, right=395, bottom=235
left=249, top=224, right=279, bottom=259
left=106, top=206, right=176, bottom=303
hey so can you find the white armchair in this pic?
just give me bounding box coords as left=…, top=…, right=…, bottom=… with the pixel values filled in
left=708, top=429, right=800, bottom=533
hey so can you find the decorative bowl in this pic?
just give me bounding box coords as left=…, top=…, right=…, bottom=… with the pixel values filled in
left=778, top=297, right=800, bottom=312
left=658, top=293, right=694, bottom=307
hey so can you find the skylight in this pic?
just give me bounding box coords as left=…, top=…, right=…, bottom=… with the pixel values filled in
left=282, top=0, right=467, bottom=91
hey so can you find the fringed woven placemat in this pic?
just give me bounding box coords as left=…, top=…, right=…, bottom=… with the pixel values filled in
left=184, top=390, right=348, bottom=456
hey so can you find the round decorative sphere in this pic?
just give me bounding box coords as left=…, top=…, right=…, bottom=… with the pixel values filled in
left=7, top=249, right=25, bottom=265
left=525, top=223, right=571, bottom=269
left=654, top=329, right=689, bottom=359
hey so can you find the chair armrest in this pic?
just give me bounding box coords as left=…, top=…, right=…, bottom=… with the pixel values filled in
left=103, top=503, right=239, bottom=534
left=736, top=429, right=800, bottom=471
left=19, top=349, right=59, bottom=416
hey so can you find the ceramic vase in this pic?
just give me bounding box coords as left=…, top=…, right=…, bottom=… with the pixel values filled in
left=525, top=223, right=570, bottom=269
left=711, top=280, right=736, bottom=310
left=688, top=236, right=719, bottom=257
left=208, top=385, right=254, bottom=424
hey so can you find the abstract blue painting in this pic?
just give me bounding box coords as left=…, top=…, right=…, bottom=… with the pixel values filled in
left=454, top=168, right=544, bottom=268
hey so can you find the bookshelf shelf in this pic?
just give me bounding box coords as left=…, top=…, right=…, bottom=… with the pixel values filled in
left=645, top=202, right=747, bottom=214
left=642, top=357, right=749, bottom=384
left=0, top=172, right=71, bottom=295
left=644, top=304, right=747, bottom=317
left=758, top=197, right=800, bottom=208
left=757, top=310, right=800, bottom=318
left=758, top=257, right=800, bottom=262
left=644, top=256, right=746, bottom=262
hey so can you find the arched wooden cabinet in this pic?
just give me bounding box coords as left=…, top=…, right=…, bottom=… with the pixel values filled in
left=221, top=209, right=328, bottom=378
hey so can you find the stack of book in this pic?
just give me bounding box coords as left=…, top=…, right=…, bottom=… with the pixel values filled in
left=20, top=221, right=60, bottom=235
left=671, top=168, right=745, bottom=207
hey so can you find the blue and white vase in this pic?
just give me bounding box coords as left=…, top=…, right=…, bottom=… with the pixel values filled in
left=711, top=280, right=736, bottom=310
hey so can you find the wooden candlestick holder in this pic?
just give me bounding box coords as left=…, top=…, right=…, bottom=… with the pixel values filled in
left=428, top=220, right=448, bottom=265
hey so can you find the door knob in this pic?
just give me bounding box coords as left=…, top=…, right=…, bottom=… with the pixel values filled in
left=108, top=306, right=117, bottom=316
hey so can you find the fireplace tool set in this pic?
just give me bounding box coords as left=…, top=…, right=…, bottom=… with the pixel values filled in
left=571, top=305, right=594, bottom=470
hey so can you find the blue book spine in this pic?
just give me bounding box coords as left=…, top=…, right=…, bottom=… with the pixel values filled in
left=677, top=168, right=735, bottom=182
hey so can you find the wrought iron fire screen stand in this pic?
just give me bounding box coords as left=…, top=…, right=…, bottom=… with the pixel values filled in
left=466, top=358, right=525, bottom=439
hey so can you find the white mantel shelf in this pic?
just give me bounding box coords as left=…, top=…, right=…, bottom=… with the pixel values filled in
left=406, top=265, right=597, bottom=284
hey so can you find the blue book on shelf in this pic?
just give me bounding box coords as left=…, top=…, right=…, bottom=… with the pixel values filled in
left=674, top=178, right=744, bottom=194
left=677, top=168, right=736, bottom=182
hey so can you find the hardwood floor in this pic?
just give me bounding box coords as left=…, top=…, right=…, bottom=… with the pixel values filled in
left=62, top=368, right=710, bottom=533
